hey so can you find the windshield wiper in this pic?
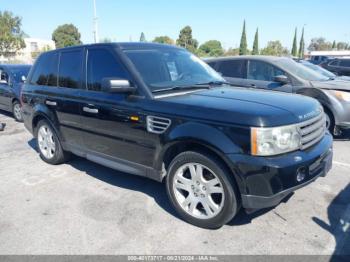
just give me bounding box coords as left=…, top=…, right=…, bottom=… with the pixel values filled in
left=152, top=81, right=229, bottom=93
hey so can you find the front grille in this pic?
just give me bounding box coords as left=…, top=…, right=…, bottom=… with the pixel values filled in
left=298, top=113, right=327, bottom=150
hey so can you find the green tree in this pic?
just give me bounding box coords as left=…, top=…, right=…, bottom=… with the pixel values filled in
left=308, top=37, right=332, bottom=51
left=239, top=20, right=248, bottom=55
left=52, top=24, right=82, bottom=48
left=101, top=38, right=112, bottom=43
left=261, top=41, right=290, bottom=56
left=332, top=40, right=336, bottom=49
left=252, top=28, right=259, bottom=55
left=298, top=27, right=305, bottom=58
left=224, top=47, right=240, bottom=56
left=291, top=28, right=298, bottom=57
left=139, top=32, right=146, bottom=42
left=337, top=42, right=348, bottom=50
left=198, top=40, right=224, bottom=57
left=176, top=26, right=198, bottom=53
left=0, top=11, right=26, bottom=57
left=152, top=36, right=174, bottom=45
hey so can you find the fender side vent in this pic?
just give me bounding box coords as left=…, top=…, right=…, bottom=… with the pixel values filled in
left=147, top=116, right=171, bottom=134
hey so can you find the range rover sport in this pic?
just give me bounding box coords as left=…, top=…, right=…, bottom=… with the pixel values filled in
left=21, top=43, right=333, bottom=229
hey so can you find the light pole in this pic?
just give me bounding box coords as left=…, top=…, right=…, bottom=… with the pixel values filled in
left=93, top=0, right=99, bottom=43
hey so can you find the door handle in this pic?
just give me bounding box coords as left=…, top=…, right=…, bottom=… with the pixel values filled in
left=83, top=106, right=99, bottom=114
left=250, top=84, right=257, bottom=88
left=46, top=100, right=57, bottom=106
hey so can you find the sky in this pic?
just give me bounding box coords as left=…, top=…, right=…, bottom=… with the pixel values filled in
left=1, top=0, right=350, bottom=50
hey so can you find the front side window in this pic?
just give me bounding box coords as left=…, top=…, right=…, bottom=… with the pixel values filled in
left=87, top=48, right=129, bottom=91
left=217, top=60, right=246, bottom=78
left=329, top=60, right=339, bottom=66
left=124, top=49, right=224, bottom=92
left=58, top=50, right=83, bottom=89
left=30, top=52, right=58, bottom=86
left=247, top=60, right=285, bottom=81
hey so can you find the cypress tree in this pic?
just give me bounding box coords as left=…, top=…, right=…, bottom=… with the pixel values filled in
left=291, top=28, right=298, bottom=57
left=239, top=20, right=248, bottom=55
left=140, top=32, right=146, bottom=42
left=298, top=27, right=305, bottom=58
left=332, top=40, right=336, bottom=49
left=252, top=28, right=259, bottom=55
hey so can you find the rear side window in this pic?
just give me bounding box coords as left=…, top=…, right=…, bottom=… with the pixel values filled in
left=217, top=60, right=246, bottom=78
left=30, top=52, right=58, bottom=86
left=340, top=60, right=350, bottom=67
left=87, top=48, right=128, bottom=91
left=247, top=60, right=285, bottom=81
left=207, top=61, right=217, bottom=69
left=58, top=50, right=83, bottom=89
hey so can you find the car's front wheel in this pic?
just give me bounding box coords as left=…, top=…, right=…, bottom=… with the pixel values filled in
left=166, top=151, right=239, bottom=229
left=12, top=101, right=23, bottom=122
left=35, top=120, right=70, bottom=165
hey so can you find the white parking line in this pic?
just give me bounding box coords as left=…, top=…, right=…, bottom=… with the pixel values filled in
left=333, top=161, right=350, bottom=168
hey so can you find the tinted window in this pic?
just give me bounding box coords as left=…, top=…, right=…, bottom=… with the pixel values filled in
left=58, top=50, right=82, bottom=89
left=248, top=60, right=285, bottom=81
left=87, top=48, right=128, bottom=91
left=124, top=49, right=223, bottom=92
left=30, top=52, right=58, bottom=86
left=329, top=60, right=339, bottom=66
left=217, top=60, right=246, bottom=78
left=340, top=59, right=350, bottom=67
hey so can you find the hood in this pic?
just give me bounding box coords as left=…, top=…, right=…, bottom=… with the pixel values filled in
left=310, top=79, right=350, bottom=91
left=157, top=87, right=321, bottom=127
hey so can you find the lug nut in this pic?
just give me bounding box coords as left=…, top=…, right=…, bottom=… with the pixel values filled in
left=194, top=193, right=198, bottom=197
left=201, top=194, right=205, bottom=198
left=191, top=185, right=195, bottom=189
left=202, top=186, right=206, bottom=191
left=196, top=181, right=200, bottom=185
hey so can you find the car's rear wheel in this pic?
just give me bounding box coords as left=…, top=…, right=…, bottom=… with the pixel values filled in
left=12, top=101, right=23, bottom=122
left=166, top=151, right=239, bottom=229
left=35, top=120, right=69, bottom=165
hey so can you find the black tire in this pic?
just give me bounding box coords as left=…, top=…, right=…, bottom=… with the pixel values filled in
left=12, top=100, right=23, bottom=122
left=35, top=119, right=70, bottom=165
left=166, top=151, right=239, bottom=229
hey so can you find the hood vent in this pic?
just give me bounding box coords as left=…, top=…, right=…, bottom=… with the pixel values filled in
left=146, top=116, right=171, bottom=134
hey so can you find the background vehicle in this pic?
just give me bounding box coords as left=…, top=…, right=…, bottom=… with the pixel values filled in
left=206, top=56, right=350, bottom=136
left=320, top=58, right=350, bottom=76
left=0, top=64, right=31, bottom=121
left=296, top=59, right=350, bottom=81
left=309, top=55, right=331, bottom=65
left=21, top=43, right=332, bottom=229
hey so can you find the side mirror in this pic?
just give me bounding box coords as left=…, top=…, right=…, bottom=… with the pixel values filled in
left=101, top=78, right=136, bottom=93
left=21, top=75, right=26, bottom=83
left=273, top=75, right=290, bottom=85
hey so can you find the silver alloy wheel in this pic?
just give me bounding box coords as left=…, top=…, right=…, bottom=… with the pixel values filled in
left=38, top=125, right=56, bottom=159
left=13, top=103, right=22, bottom=121
left=173, top=163, right=225, bottom=219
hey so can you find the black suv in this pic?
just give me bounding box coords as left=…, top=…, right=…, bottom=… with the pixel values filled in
left=206, top=56, right=350, bottom=136
left=22, top=43, right=333, bottom=228
left=321, top=58, right=350, bottom=77
left=0, top=64, right=31, bottom=121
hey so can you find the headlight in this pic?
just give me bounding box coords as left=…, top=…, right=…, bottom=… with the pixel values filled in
left=251, top=124, right=301, bottom=156
left=334, top=90, right=350, bottom=102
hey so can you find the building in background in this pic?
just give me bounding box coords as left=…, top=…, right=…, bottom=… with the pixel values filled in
left=16, top=38, right=56, bottom=63
left=0, top=38, right=56, bottom=64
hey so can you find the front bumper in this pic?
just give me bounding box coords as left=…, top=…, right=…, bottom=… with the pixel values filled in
left=227, top=133, right=333, bottom=209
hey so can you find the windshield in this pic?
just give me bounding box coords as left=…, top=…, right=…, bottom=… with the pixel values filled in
left=299, top=61, right=335, bottom=79
left=124, top=49, right=224, bottom=92
left=276, top=58, right=329, bottom=81
left=9, top=66, right=31, bottom=83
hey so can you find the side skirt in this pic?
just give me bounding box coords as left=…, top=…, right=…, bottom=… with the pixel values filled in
left=64, top=143, right=165, bottom=182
